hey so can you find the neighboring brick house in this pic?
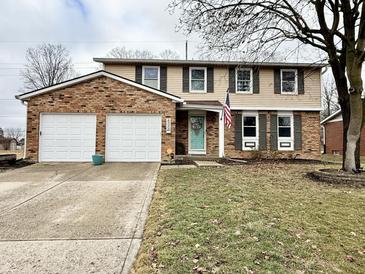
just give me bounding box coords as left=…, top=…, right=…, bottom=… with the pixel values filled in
left=321, top=110, right=365, bottom=155
left=16, top=59, right=323, bottom=162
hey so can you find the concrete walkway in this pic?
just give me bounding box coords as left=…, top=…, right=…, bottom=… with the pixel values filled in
left=0, top=162, right=159, bottom=273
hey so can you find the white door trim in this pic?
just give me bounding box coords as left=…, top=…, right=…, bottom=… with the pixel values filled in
left=218, top=110, right=225, bottom=157
left=188, top=111, right=206, bottom=155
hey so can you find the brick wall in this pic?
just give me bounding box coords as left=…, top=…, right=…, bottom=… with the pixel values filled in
left=324, top=121, right=365, bottom=155
left=175, top=110, right=219, bottom=156
left=206, top=112, right=219, bottom=156
left=26, top=76, right=176, bottom=161
left=224, top=111, right=321, bottom=160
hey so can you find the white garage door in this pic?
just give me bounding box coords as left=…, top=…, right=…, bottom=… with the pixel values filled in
left=106, top=115, right=162, bottom=162
left=40, top=114, right=96, bottom=162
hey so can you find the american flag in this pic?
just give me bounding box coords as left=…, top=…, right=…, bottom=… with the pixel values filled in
left=224, top=89, right=232, bottom=128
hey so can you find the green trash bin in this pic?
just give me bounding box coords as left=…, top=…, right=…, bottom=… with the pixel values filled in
left=92, top=154, right=104, bottom=165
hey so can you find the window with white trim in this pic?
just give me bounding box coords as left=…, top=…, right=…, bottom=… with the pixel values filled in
left=242, top=112, right=258, bottom=150
left=190, top=67, right=207, bottom=92
left=142, top=66, right=160, bottom=89
left=281, top=69, right=297, bottom=94
left=278, top=113, right=294, bottom=150
left=236, top=68, right=252, bottom=93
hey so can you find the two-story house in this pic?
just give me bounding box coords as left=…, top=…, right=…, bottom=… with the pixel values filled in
left=16, top=58, right=323, bottom=162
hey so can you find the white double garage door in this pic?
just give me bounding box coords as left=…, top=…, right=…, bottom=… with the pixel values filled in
left=40, top=113, right=162, bottom=162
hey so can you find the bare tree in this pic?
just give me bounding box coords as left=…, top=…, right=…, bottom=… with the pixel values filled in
left=159, top=49, right=180, bottom=59
left=21, top=44, right=75, bottom=90
left=108, top=46, right=155, bottom=59
left=170, top=0, right=365, bottom=172
left=322, top=77, right=340, bottom=119
left=108, top=46, right=180, bottom=59
left=4, top=128, right=24, bottom=142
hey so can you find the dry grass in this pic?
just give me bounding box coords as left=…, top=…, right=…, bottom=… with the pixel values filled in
left=322, top=154, right=365, bottom=165
left=133, top=162, right=365, bottom=273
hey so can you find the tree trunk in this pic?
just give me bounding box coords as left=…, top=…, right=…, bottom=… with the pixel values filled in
left=338, top=99, right=350, bottom=169
left=344, top=92, right=363, bottom=171
left=344, top=62, right=364, bottom=172
left=329, top=58, right=349, bottom=169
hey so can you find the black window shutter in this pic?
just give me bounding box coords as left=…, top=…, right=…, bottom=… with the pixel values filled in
left=294, top=114, right=302, bottom=150
left=259, top=114, right=267, bottom=150
left=270, top=114, right=278, bottom=150
left=253, top=68, right=260, bottom=94
left=207, top=67, right=214, bottom=93
left=135, top=65, right=142, bottom=84
left=298, top=69, right=305, bottom=94
left=229, top=67, right=236, bottom=93
left=160, top=66, right=167, bottom=91
left=274, top=69, right=281, bottom=94
left=235, top=113, right=242, bottom=150
left=182, top=66, right=189, bottom=92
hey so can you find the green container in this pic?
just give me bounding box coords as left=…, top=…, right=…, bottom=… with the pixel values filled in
left=92, top=154, right=104, bottom=165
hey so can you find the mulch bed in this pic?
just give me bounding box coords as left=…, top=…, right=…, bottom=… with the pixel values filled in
left=307, top=168, right=365, bottom=187
left=219, top=157, right=323, bottom=166
left=0, top=159, right=34, bottom=173
left=161, top=158, right=195, bottom=166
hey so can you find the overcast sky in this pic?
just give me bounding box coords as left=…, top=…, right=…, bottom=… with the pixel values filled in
left=0, top=0, right=327, bottom=131
left=0, top=0, right=197, bottom=129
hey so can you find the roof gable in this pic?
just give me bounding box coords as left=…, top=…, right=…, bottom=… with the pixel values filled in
left=16, top=70, right=183, bottom=102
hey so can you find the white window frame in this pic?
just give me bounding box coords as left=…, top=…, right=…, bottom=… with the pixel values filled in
left=236, top=68, right=253, bottom=93
left=242, top=111, right=259, bottom=150
left=277, top=112, right=294, bottom=151
left=142, top=66, right=160, bottom=89
left=189, top=67, right=207, bottom=93
left=280, top=69, right=297, bottom=94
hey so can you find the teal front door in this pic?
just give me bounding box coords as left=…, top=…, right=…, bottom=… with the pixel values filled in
left=190, top=115, right=205, bottom=153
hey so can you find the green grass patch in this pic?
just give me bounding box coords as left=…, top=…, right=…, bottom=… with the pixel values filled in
left=134, top=162, right=365, bottom=273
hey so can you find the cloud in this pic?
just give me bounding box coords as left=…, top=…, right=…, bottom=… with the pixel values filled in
left=0, top=0, right=191, bottom=129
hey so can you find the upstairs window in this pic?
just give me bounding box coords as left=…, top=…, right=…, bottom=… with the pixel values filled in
left=142, top=66, right=160, bottom=89
left=278, top=113, right=293, bottom=150
left=236, top=68, right=252, bottom=93
left=190, top=67, right=207, bottom=92
left=281, top=69, right=297, bottom=94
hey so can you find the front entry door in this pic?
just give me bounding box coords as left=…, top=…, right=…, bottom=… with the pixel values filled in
left=189, top=115, right=206, bottom=154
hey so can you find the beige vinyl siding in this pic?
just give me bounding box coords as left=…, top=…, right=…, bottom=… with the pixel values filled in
left=104, top=64, right=135, bottom=81
left=105, top=64, right=321, bottom=109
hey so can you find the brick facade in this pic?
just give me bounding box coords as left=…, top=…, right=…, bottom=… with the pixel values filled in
left=224, top=111, right=321, bottom=159
left=175, top=110, right=219, bottom=156
left=25, top=76, right=176, bottom=161
left=324, top=121, right=365, bottom=155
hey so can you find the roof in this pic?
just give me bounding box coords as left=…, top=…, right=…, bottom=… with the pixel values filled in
left=93, top=58, right=326, bottom=68
left=320, top=109, right=342, bottom=125
left=16, top=70, right=183, bottom=102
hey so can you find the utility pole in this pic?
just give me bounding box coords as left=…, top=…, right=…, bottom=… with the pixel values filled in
left=185, top=40, right=188, bottom=60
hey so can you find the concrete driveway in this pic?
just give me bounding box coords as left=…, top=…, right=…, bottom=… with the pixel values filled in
left=0, top=162, right=159, bottom=273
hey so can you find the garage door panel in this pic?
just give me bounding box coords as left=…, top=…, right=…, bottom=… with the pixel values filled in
left=106, top=115, right=161, bottom=162
left=40, top=114, right=96, bottom=162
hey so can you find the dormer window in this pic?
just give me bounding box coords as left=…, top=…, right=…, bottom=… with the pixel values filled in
left=142, top=66, right=160, bottom=89
left=189, top=67, right=207, bottom=93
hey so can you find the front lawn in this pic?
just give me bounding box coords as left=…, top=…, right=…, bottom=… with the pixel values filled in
left=133, top=162, right=365, bottom=273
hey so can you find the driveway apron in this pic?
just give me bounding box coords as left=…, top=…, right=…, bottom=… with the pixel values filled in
left=0, top=162, right=159, bottom=274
